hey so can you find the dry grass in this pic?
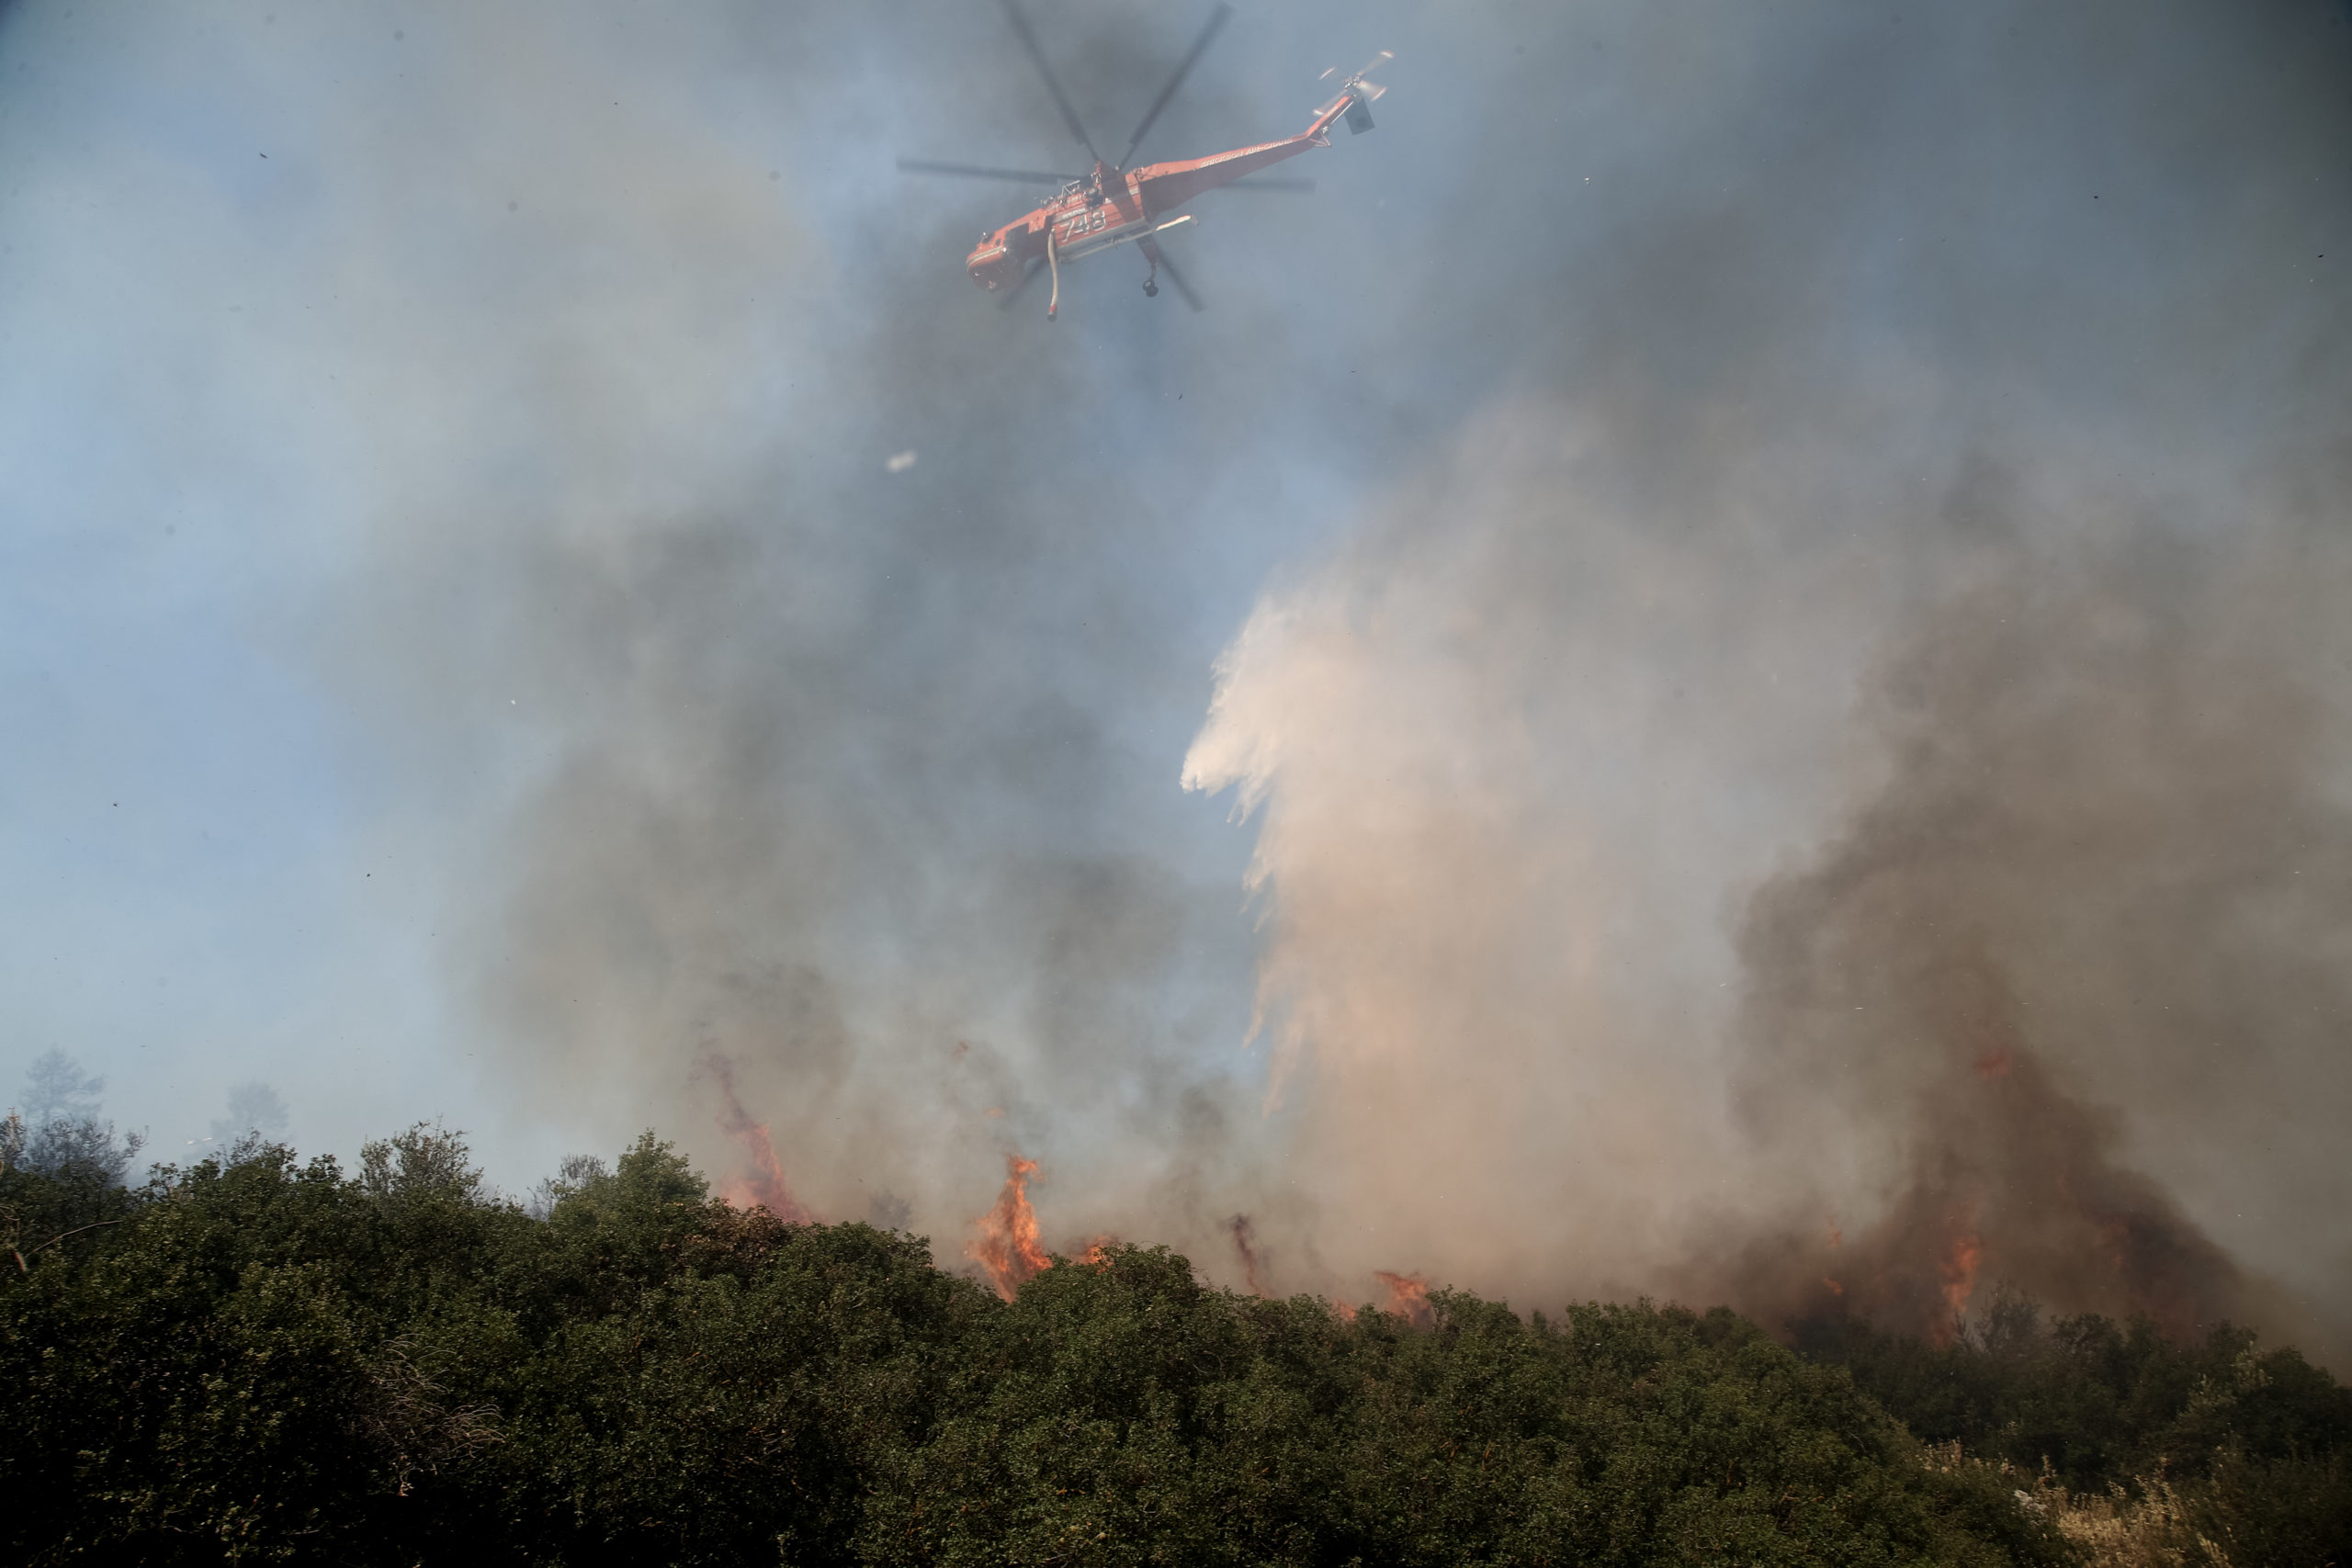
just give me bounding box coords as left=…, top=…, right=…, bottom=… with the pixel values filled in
left=1922, top=1441, right=2241, bottom=1568
left=2036, top=1472, right=2235, bottom=1568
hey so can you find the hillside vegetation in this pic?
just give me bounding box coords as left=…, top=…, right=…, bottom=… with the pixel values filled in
left=3, top=1126, right=2343, bottom=1566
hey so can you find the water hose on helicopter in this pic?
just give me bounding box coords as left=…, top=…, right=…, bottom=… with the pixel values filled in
left=1046, top=228, right=1061, bottom=320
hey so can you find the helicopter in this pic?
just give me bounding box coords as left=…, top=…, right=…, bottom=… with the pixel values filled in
left=899, top=0, right=1389, bottom=319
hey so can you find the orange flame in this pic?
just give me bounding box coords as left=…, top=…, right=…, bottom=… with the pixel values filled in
left=705, top=1054, right=810, bottom=1222
left=966, top=1154, right=1051, bottom=1300
left=1934, top=1228, right=1985, bottom=1345
left=1077, top=1234, right=1116, bottom=1267
left=1228, top=1213, right=1272, bottom=1297
left=1331, top=1299, right=1358, bottom=1323
left=1374, top=1269, right=1434, bottom=1328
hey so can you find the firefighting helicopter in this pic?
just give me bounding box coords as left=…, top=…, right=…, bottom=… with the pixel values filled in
left=898, top=0, right=1389, bottom=319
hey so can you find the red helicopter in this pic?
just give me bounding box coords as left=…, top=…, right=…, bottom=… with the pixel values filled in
left=899, top=0, right=1389, bottom=318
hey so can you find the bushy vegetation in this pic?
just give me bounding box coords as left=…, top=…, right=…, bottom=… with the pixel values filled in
left=0, top=1128, right=2340, bottom=1566
left=1797, top=1292, right=2352, bottom=1566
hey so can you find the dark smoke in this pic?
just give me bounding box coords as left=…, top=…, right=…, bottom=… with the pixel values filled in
left=1228, top=1213, right=1271, bottom=1297
left=1713, top=527, right=2352, bottom=1352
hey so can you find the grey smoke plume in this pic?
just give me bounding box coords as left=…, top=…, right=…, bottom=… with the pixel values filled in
left=1718, top=525, right=2352, bottom=1351
left=1172, top=0, right=2352, bottom=1349
left=1186, top=421, right=2352, bottom=1356
left=171, top=0, right=2346, bottom=1337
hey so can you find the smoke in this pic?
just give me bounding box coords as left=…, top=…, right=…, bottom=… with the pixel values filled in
left=1156, top=0, right=2352, bottom=1356
left=333, top=0, right=2352, bottom=1355
left=1227, top=1213, right=1271, bottom=1297
left=1720, top=523, right=2352, bottom=1349
left=393, top=0, right=2352, bottom=1337
left=703, top=1052, right=808, bottom=1222
left=1184, top=411, right=2352, bottom=1353
left=24, top=0, right=2346, bottom=1341
left=1182, top=401, right=1883, bottom=1313
left=283, top=0, right=1299, bottom=1254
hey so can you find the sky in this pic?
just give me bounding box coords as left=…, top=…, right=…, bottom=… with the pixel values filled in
left=5, top=0, right=2350, bottom=1355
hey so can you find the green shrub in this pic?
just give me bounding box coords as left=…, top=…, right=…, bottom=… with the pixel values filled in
left=25, top=1131, right=2322, bottom=1565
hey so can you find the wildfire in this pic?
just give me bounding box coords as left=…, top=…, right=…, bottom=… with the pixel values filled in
left=1228, top=1214, right=1272, bottom=1297
left=1935, top=1227, right=1985, bottom=1346
left=705, top=1054, right=809, bottom=1222
left=1374, top=1269, right=1434, bottom=1328
left=1077, top=1235, right=1117, bottom=1266
left=967, top=1154, right=1052, bottom=1300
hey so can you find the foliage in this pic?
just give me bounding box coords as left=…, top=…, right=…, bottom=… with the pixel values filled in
left=1796, top=1289, right=2352, bottom=1567
left=0, top=1131, right=2333, bottom=1565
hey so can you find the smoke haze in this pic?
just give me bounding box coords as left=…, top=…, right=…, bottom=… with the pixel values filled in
left=5, top=0, right=2350, bottom=1352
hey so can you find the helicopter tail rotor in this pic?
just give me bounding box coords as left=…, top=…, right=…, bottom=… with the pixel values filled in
left=1320, top=51, right=1394, bottom=90
left=1320, top=50, right=1392, bottom=134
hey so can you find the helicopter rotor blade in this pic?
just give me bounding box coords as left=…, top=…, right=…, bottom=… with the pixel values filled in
left=1120, top=2, right=1232, bottom=169
left=898, top=158, right=1087, bottom=186
left=1323, top=51, right=1393, bottom=87
left=999, top=0, right=1102, bottom=164
left=1155, top=246, right=1206, bottom=313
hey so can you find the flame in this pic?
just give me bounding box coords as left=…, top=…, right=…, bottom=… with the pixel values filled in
left=705, top=1054, right=809, bottom=1222
left=1076, top=1235, right=1117, bottom=1266
left=1331, top=1300, right=1358, bottom=1323
left=1228, top=1213, right=1272, bottom=1297
left=1747, top=956, right=2251, bottom=1346
left=966, top=1154, right=1051, bottom=1300
left=1935, top=1227, right=1985, bottom=1345
left=1374, top=1269, right=1434, bottom=1328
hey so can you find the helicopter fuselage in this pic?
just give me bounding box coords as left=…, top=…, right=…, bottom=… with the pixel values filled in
left=965, top=93, right=1358, bottom=292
